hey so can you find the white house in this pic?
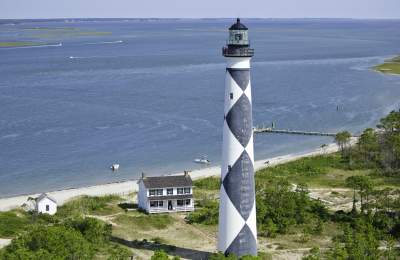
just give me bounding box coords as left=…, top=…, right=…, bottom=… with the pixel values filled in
left=137, top=172, right=194, bottom=213
left=35, top=193, right=57, bottom=215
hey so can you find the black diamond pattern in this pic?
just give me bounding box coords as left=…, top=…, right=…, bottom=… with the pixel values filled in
left=227, top=69, right=250, bottom=91
left=226, top=94, right=252, bottom=147
left=222, top=150, right=255, bottom=220
left=225, top=224, right=257, bottom=256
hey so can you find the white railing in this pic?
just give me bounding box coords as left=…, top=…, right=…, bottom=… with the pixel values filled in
left=148, top=206, right=194, bottom=214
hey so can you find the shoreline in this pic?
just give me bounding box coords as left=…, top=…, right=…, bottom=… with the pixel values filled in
left=0, top=142, right=342, bottom=212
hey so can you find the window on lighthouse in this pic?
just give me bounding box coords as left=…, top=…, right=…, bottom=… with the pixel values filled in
left=230, top=93, right=233, bottom=99
left=235, top=34, right=242, bottom=41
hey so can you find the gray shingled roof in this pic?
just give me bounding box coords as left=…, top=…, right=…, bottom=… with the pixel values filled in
left=142, top=174, right=192, bottom=189
left=36, top=193, right=57, bottom=204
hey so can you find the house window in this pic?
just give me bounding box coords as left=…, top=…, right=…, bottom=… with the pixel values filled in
left=150, top=201, right=163, bottom=208
left=185, top=199, right=191, bottom=206
left=167, top=188, right=173, bottom=195
left=177, top=200, right=184, bottom=206
left=184, top=187, right=191, bottom=194
left=149, top=189, right=156, bottom=196
left=177, top=188, right=183, bottom=194
left=230, top=93, right=233, bottom=100
left=46, top=205, right=49, bottom=211
left=156, top=189, right=163, bottom=196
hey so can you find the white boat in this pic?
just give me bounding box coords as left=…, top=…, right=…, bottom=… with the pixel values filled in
left=111, top=164, right=120, bottom=171
left=194, top=157, right=211, bottom=164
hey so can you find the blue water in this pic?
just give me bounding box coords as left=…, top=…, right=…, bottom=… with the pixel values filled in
left=1, top=19, right=400, bottom=197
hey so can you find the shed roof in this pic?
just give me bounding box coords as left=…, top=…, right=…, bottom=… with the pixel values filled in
left=141, top=174, right=192, bottom=189
left=36, top=193, right=57, bottom=204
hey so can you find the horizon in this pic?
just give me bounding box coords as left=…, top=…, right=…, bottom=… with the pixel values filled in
left=1, top=0, right=399, bottom=20
left=1, top=17, right=400, bottom=21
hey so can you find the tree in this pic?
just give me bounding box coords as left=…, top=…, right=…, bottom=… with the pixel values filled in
left=357, top=128, right=380, bottom=167
left=345, top=176, right=373, bottom=214
left=335, top=131, right=352, bottom=159
left=377, top=110, right=400, bottom=173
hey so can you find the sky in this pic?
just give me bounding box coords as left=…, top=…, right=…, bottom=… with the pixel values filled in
left=1, top=0, right=399, bottom=19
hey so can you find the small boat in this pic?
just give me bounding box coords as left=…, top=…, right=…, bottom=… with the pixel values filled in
left=194, top=156, right=211, bottom=164
left=110, top=164, right=120, bottom=171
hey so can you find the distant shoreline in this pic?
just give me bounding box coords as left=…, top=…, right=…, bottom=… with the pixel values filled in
left=0, top=142, right=343, bottom=212
left=373, top=55, right=400, bottom=75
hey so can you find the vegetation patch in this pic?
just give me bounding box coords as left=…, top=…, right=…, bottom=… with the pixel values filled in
left=0, top=210, right=30, bottom=237
left=374, top=55, right=400, bottom=75
left=193, top=177, right=221, bottom=190
left=113, top=213, right=173, bottom=230
left=57, top=195, right=123, bottom=217
left=0, top=41, right=45, bottom=47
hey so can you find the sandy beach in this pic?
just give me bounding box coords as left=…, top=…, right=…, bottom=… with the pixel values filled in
left=0, top=142, right=342, bottom=212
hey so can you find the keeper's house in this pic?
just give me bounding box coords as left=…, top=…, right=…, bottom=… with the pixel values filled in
left=137, top=172, right=194, bottom=213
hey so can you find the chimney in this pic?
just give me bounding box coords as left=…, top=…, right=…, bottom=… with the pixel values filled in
left=184, top=170, right=190, bottom=177
left=141, top=172, right=146, bottom=179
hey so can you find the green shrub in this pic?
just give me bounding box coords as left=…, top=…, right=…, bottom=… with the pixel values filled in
left=65, top=217, right=112, bottom=245
left=2, top=225, right=94, bottom=259
left=106, top=244, right=132, bottom=260
left=151, top=250, right=170, bottom=260
left=186, top=200, right=218, bottom=225
left=0, top=211, right=30, bottom=237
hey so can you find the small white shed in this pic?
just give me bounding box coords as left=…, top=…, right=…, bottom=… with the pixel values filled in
left=35, top=193, right=57, bottom=215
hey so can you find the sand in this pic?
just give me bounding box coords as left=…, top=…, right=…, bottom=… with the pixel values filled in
left=0, top=142, right=342, bottom=212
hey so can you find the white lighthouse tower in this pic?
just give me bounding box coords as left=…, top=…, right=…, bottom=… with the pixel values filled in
left=218, top=19, right=257, bottom=256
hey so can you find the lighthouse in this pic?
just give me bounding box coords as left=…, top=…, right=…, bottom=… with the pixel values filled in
left=218, top=19, right=257, bottom=256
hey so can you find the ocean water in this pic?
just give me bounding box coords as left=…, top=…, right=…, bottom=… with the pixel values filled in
left=0, top=19, right=400, bottom=197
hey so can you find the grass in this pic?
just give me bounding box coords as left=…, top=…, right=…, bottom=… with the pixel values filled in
left=255, top=153, right=400, bottom=189
left=0, top=210, right=30, bottom=238
left=57, top=195, right=123, bottom=217
left=374, top=55, right=400, bottom=75
left=193, top=177, right=220, bottom=190
left=256, top=153, right=355, bottom=188
left=0, top=42, right=44, bottom=47
left=112, top=213, right=173, bottom=231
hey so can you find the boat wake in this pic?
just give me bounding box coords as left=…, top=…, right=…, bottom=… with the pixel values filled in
left=83, top=40, right=123, bottom=45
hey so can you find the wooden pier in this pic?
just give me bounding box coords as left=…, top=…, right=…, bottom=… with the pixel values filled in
left=254, top=127, right=340, bottom=137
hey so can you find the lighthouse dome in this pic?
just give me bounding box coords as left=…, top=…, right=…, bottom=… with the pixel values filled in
left=227, top=18, right=249, bottom=46
left=229, top=18, right=248, bottom=30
